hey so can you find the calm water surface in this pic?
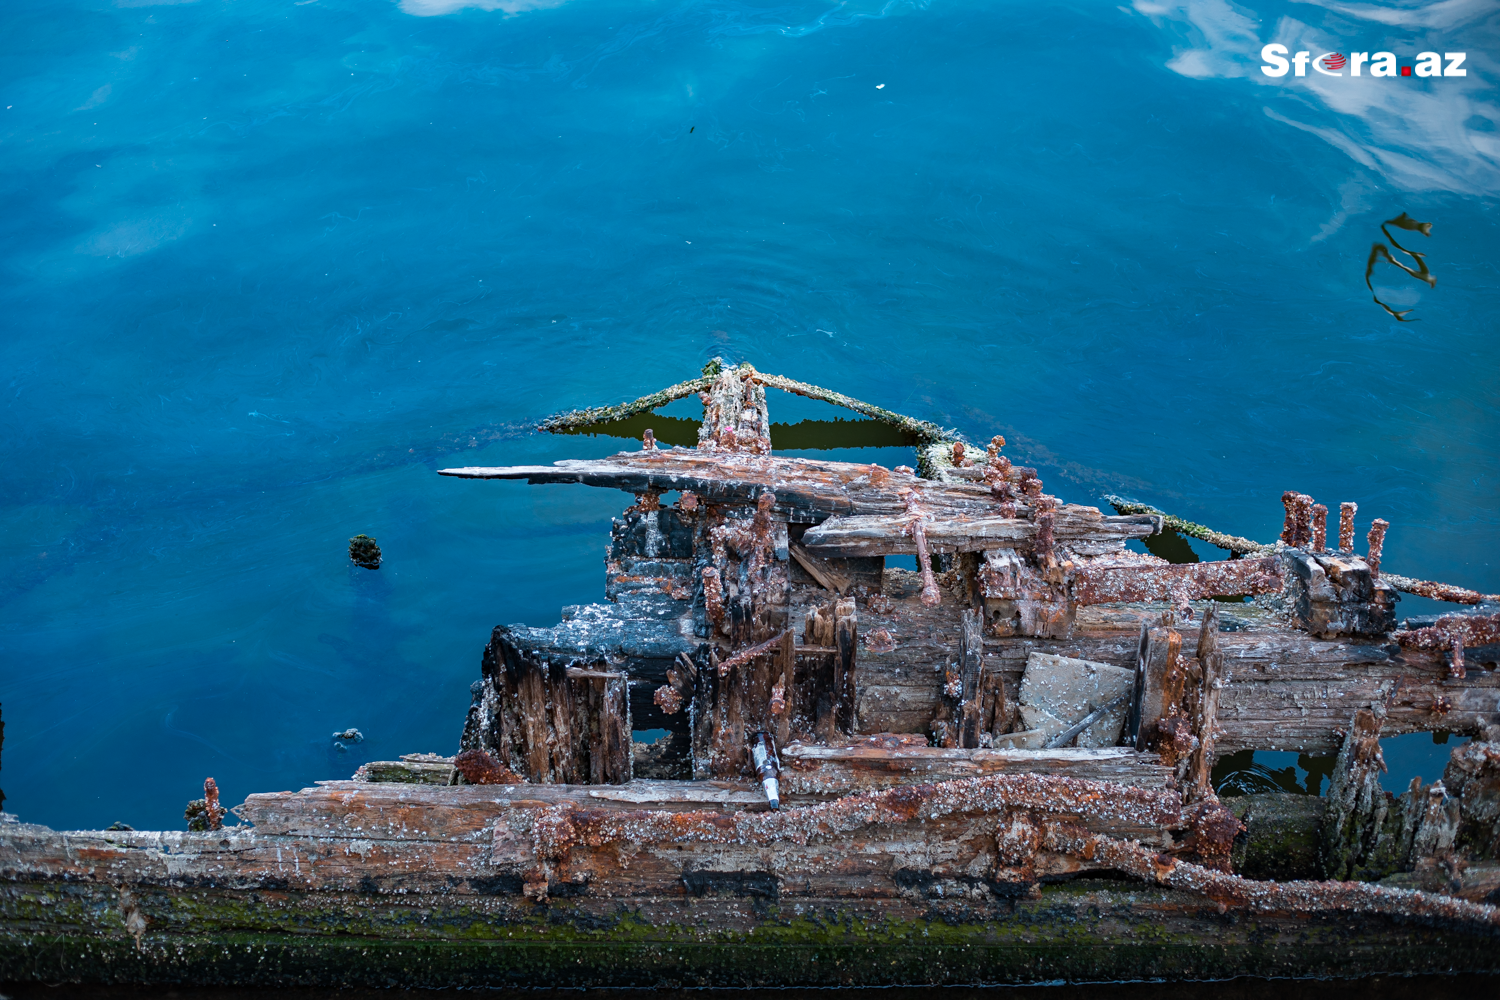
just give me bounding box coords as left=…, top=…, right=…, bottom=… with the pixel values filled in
left=2, top=0, right=1497, bottom=830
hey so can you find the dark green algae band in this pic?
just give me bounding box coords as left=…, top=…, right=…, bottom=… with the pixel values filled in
left=5, top=881, right=1499, bottom=988
left=538, top=361, right=954, bottom=448
left=554, top=411, right=922, bottom=451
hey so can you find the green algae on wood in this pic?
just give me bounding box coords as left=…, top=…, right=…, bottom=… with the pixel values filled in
left=6, top=877, right=1500, bottom=989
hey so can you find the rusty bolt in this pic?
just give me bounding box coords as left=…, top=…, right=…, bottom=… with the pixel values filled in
left=1450, top=635, right=1466, bottom=681
left=1311, top=504, right=1328, bottom=552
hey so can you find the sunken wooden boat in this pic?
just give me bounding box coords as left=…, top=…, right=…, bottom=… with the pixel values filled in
left=5, top=361, right=1500, bottom=988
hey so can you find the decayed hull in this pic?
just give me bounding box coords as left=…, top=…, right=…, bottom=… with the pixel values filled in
left=6, top=881, right=1498, bottom=988
left=6, top=364, right=1500, bottom=987
left=3, top=776, right=1498, bottom=987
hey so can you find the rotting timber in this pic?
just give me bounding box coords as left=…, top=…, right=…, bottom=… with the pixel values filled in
left=4, top=365, right=1500, bottom=989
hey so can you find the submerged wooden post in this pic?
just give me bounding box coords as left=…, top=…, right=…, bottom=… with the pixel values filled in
left=1320, top=709, right=1388, bottom=880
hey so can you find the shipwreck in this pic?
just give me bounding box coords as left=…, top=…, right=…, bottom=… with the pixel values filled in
left=3, top=361, right=1500, bottom=988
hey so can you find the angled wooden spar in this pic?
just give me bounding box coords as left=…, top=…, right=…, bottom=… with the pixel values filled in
left=440, top=450, right=1060, bottom=521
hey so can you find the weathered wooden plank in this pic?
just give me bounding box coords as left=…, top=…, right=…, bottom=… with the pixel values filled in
left=957, top=608, right=985, bottom=748
left=788, top=542, right=849, bottom=593
left=439, top=452, right=1094, bottom=527
left=239, top=780, right=791, bottom=843
left=1072, top=558, right=1284, bottom=604
left=802, top=509, right=1157, bottom=556
left=780, top=744, right=1172, bottom=793
left=834, top=598, right=857, bottom=733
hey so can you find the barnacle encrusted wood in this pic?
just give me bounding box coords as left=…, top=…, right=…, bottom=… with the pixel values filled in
left=8, top=363, right=1500, bottom=989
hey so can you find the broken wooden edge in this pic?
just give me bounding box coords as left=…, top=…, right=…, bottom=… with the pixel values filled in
left=1105, top=495, right=1496, bottom=607
left=1045, top=820, right=1500, bottom=931
left=1385, top=573, right=1500, bottom=607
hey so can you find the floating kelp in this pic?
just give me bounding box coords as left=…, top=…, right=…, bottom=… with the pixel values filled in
left=1365, top=212, right=1436, bottom=321
left=348, top=534, right=381, bottom=570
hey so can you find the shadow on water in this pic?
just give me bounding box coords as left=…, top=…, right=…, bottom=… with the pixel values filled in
left=1214, top=748, right=1336, bottom=797
left=1142, top=525, right=1201, bottom=564
left=555, top=412, right=922, bottom=450
left=6, top=976, right=1496, bottom=998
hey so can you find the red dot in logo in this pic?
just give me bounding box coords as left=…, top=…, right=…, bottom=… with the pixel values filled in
left=1321, top=53, right=1347, bottom=71
left=1401, top=65, right=1412, bottom=76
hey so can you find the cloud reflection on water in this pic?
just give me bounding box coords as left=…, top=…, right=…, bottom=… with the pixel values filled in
left=1133, top=0, right=1499, bottom=194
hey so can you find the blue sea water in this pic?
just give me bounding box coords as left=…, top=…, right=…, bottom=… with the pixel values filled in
left=1, top=0, right=1497, bottom=832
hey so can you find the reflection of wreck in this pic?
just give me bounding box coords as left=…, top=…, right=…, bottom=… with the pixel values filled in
left=5, top=362, right=1500, bottom=988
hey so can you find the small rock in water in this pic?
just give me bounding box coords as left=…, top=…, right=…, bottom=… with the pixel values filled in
left=332, top=728, right=364, bottom=743
left=349, top=535, right=381, bottom=569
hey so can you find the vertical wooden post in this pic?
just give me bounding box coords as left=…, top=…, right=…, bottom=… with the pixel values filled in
left=957, top=608, right=985, bottom=748
left=1159, top=630, right=1186, bottom=723
left=1134, top=626, right=1183, bottom=753
left=548, top=662, right=576, bottom=784
left=833, top=597, right=857, bottom=734
left=776, top=630, right=794, bottom=749
left=690, top=651, right=712, bottom=780
left=710, top=649, right=734, bottom=777
left=588, top=678, right=606, bottom=785
left=1187, top=603, right=1223, bottom=800
left=1126, top=620, right=1149, bottom=747
left=518, top=662, right=551, bottom=782
left=727, top=656, right=747, bottom=774
left=601, top=673, right=632, bottom=784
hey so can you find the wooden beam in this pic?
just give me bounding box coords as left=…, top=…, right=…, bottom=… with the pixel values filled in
left=834, top=598, right=858, bottom=734
left=957, top=608, right=986, bottom=749
left=789, top=542, right=850, bottom=593
left=802, top=509, right=1157, bottom=556
left=780, top=744, right=1173, bottom=793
